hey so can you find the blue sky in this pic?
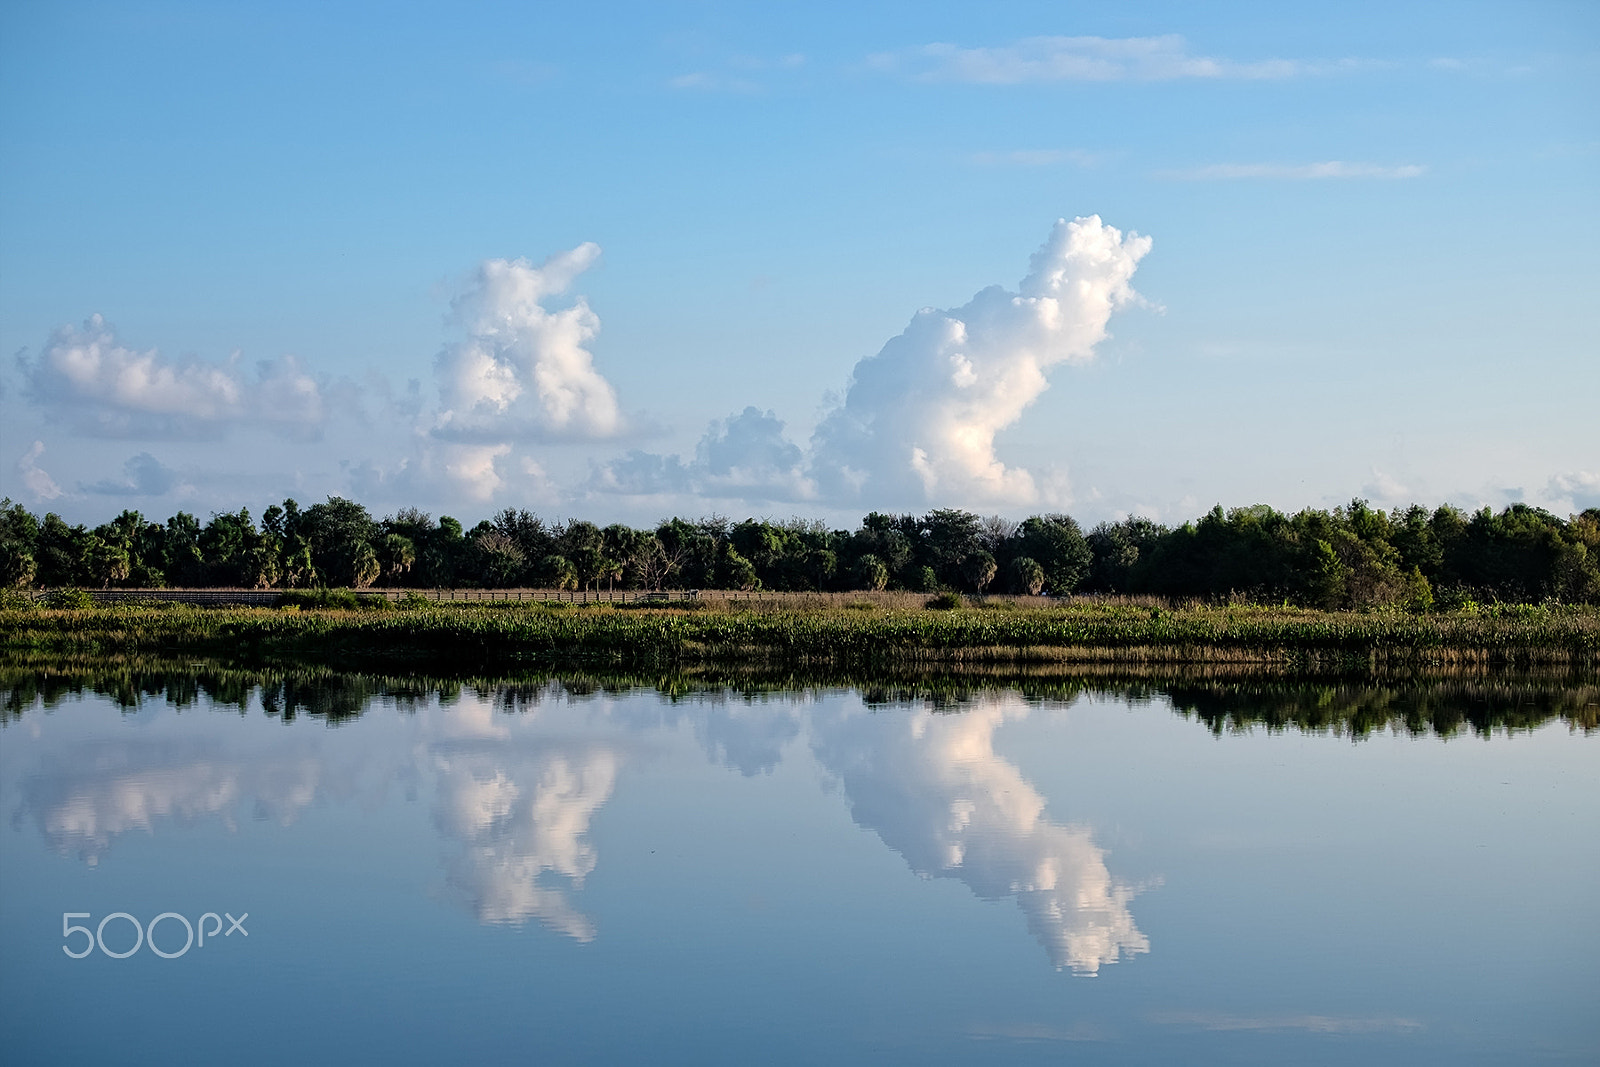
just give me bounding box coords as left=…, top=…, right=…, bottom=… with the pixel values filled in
left=2, top=0, right=1596, bottom=528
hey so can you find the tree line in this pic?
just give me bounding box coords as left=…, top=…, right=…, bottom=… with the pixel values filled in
left=2, top=496, right=1596, bottom=608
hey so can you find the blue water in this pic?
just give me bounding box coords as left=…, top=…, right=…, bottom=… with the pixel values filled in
left=1, top=679, right=1595, bottom=1064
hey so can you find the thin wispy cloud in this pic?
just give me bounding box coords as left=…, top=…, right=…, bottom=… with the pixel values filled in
left=872, top=35, right=1338, bottom=84
left=15, top=441, right=63, bottom=502
left=1151, top=1011, right=1424, bottom=1035
left=967, top=148, right=1103, bottom=168
left=1162, top=161, right=1427, bottom=180
left=669, top=52, right=804, bottom=93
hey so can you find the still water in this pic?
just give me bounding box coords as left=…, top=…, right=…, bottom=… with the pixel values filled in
left=1, top=672, right=1595, bottom=1065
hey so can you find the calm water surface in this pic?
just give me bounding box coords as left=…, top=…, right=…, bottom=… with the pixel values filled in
left=1, top=675, right=1595, bottom=1064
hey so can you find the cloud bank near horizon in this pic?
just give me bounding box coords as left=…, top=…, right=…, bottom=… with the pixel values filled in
left=19, top=314, right=328, bottom=440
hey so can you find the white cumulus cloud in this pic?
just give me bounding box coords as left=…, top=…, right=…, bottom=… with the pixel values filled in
left=20, top=315, right=329, bottom=438
left=433, top=246, right=621, bottom=443
left=593, top=217, right=1148, bottom=510
left=808, top=215, right=1150, bottom=506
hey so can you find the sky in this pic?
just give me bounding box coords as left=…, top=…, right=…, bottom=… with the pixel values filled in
left=1, top=0, right=1596, bottom=530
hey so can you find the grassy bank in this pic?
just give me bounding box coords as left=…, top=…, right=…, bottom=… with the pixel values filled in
left=3, top=595, right=1597, bottom=673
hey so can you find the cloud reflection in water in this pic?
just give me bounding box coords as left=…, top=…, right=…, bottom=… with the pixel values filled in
left=811, top=694, right=1149, bottom=974
left=8, top=686, right=1146, bottom=969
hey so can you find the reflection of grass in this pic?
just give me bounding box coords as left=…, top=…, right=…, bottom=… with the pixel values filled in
left=1, top=651, right=1593, bottom=739
left=2, top=599, right=1597, bottom=675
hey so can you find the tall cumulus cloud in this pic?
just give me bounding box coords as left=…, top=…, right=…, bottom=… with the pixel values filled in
left=433, top=245, right=621, bottom=443
left=596, top=215, right=1149, bottom=510
left=808, top=215, right=1149, bottom=506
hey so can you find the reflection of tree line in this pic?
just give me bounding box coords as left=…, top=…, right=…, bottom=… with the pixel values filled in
left=4, top=659, right=1595, bottom=737
left=1162, top=679, right=1600, bottom=737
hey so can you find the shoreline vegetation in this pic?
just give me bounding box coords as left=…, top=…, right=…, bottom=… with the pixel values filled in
left=3, top=594, right=1597, bottom=674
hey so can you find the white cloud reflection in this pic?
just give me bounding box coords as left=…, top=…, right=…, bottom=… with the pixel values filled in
left=8, top=686, right=1145, bottom=968
left=810, top=694, right=1149, bottom=974
left=17, top=737, right=328, bottom=865
left=430, top=742, right=618, bottom=938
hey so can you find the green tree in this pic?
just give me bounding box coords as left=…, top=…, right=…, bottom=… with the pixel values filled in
left=0, top=498, right=39, bottom=588
left=301, top=497, right=379, bottom=587
left=474, top=530, right=525, bottom=587
left=963, top=550, right=997, bottom=594
left=540, top=554, right=578, bottom=591
left=1007, top=556, right=1045, bottom=596
left=852, top=553, right=889, bottom=591
left=718, top=542, right=758, bottom=590
left=380, top=533, right=416, bottom=585
left=1014, top=515, right=1092, bottom=595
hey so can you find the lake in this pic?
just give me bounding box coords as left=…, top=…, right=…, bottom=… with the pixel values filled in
left=1, top=669, right=1595, bottom=1064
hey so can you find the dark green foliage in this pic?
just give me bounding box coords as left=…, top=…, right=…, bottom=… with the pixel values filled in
left=1012, top=515, right=1092, bottom=594
left=1086, top=517, right=1165, bottom=593
left=42, top=587, right=94, bottom=609
left=8, top=495, right=1599, bottom=607
left=1008, top=556, right=1045, bottom=596
left=853, top=554, right=889, bottom=592
left=0, top=499, right=41, bottom=588
left=301, top=497, right=380, bottom=588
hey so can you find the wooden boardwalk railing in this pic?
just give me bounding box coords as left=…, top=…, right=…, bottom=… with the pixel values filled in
left=51, top=587, right=751, bottom=607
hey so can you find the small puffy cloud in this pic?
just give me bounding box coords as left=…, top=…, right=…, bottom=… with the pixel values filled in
left=1163, top=161, right=1426, bottom=180
left=16, top=441, right=63, bottom=501
left=83, top=452, right=184, bottom=496
left=1360, top=469, right=1412, bottom=508
left=443, top=443, right=512, bottom=502
left=877, top=35, right=1305, bottom=84
left=809, top=215, right=1150, bottom=506
left=695, top=406, right=813, bottom=498
left=20, top=315, right=330, bottom=439
left=592, top=449, right=694, bottom=496
left=433, top=246, right=622, bottom=443
left=1546, top=471, right=1600, bottom=512
left=253, top=354, right=327, bottom=436
left=346, top=439, right=518, bottom=507
left=592, top=406, right=814, bottom=502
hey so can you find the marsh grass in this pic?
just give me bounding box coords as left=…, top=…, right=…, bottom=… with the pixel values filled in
left=3, top=595, right=1596, bottom=675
